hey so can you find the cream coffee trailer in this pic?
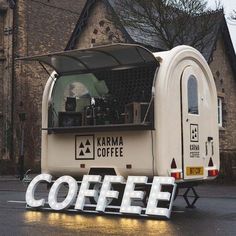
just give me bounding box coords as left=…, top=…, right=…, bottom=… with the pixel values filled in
left=22, top=44, right=219, bottom=184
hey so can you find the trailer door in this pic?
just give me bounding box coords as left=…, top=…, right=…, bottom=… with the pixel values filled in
left=181, top=66, right=205, bottom=180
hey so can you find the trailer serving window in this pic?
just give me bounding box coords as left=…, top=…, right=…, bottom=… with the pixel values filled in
left=48, top=63, right=156, bottom=132
left=18, top=44, right=158, bottom=133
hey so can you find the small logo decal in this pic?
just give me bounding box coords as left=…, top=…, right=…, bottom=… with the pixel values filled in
left=190, top=124, right=199, bottom=142
left=76, top=135, right=94, bottom=160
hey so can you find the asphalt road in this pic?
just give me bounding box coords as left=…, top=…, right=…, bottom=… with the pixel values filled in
left=0, top=178, right=236, bottom=236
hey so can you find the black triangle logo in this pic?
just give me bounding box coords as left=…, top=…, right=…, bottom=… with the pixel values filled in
left=85, top=148, right=91, bottom=153
left=79, top=150, right=84, bottom=156
left=79, top=142, right=84, bottom=148
left=85, top=140, right=90, bottom=146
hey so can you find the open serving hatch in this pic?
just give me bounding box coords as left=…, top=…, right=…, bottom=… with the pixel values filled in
left=19, top=44, right=159, bottom=133
left=19, top=43, right=158, bottom=75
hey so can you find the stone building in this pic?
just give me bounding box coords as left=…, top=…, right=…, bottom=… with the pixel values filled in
left=0, top=0, right=86, bottom=173
left=0, top=0, right=14, bottom=163
left=65, top=0, right=236, bottom=180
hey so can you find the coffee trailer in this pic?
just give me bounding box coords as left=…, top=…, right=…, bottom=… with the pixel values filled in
left=21, top=44, right=219, bottom=185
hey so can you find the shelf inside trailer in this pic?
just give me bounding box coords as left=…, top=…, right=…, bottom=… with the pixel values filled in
left=43, top=123, right=154, bottom=134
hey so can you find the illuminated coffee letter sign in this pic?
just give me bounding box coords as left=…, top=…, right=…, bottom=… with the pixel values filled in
left=25, top=174, right=176, bottom=219
left=75, top=175, right=101, bottom=210
left=146, top=177, right=175, bottom=218
left=48, top=176, right=78, bottom=210
left=120, top=176, right=148, bottom=214
left=96, top=175, right=125, bottom=212
left=26, top=174, right=52, bottom=208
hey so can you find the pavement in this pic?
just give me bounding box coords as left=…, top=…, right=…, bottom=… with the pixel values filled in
left=0, top=176, right=236, bottom=235
left=0, top=175, right=235, bottom=199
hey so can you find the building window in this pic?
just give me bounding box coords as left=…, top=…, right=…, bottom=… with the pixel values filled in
left=218, top=97, right=223, bottom=127
left=188, top=75, right=199, bottom=114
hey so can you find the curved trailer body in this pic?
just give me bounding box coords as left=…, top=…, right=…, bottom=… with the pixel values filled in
left=22, top=44, right=220, bottom=182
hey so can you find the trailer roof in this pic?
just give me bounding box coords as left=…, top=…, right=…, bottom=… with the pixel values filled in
left=18, top=43, right=157, bottom=76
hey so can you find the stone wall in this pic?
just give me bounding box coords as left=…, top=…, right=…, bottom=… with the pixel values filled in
left=210, top=36, right=236, bottom=150
left=75, top=1, right=125, bottom=49
left=11, top=0, right=86, bottom=169
left=0, top=11, right=5, bottom=159
left=0, top=2, right=14, bottom=160
left=209, top=35, right=236, bottom=180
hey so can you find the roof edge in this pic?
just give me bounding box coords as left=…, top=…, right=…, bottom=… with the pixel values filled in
left=65, top=0, right=96, bottom=50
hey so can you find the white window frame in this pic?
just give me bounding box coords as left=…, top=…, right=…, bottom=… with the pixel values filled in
left=217, top=97, right=223, bottom=127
